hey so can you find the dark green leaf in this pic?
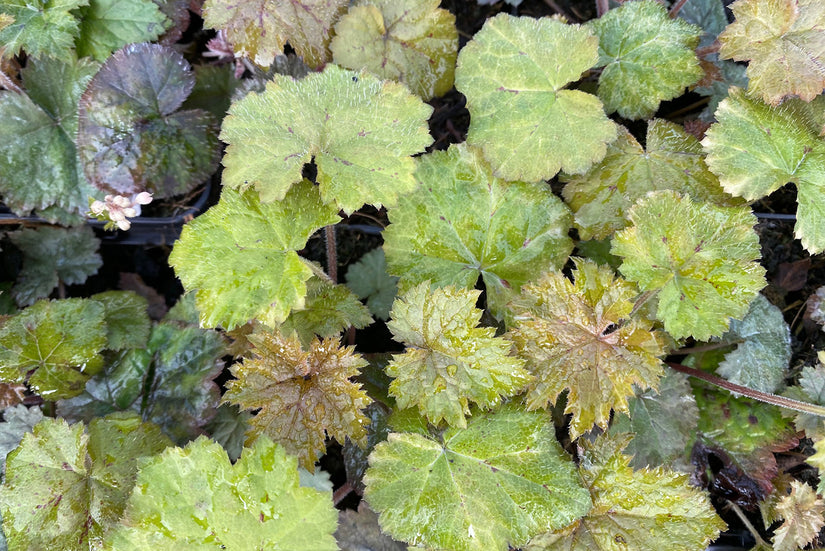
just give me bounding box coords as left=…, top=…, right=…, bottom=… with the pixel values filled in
left=91, top=291, right=151, bottom=350
left=74, top=0, right=169, bottom=61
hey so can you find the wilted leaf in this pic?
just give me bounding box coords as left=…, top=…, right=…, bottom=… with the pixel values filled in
left=345, top=248, right=398, bottom=321
left=0, top=299, right=106, bottom=400
left=385, top=283, right=530, bottom=428
left=527, top=434, right=725, bottom=551
left=383, top=143, right=573, bottom=318
left=0, top=414, right=170, bottom=550
left=772, top=480, right=825, bottom=551
left=169, top=182, right=340, bottom=330
left=330, top=0, right=458, bottom=99
left=611, top=190, right=766, bottom=340
left=455, top=14, right=617, bottom=182
left=364, top=404, right=592, bottom=551
left=590, top=0, right=703, bottom=119
left=9, top=226, right=102, bottom=307
left=561, top=119, right=741, bottom=241
left=336, top=503, right=407, bottom=551
left=222, top=328, right=371, bottom=470
left=0, top=405, right=42, bottom=477
left=719, top=0, right=825, bottom=105
left=77, top=42, right=220, bottom=198
left=202, top=0, right=347, bottom=68
left=74, top=0, right=170, bottom=61
left=0, top=0, right=87, bottom=59
left=507, top=259, right=666, bottom=438
left=90, top=291, right=151, bottom=351
left=105, top=436, right=338, bottom=549
left=220, top=64, right=433, bottom=212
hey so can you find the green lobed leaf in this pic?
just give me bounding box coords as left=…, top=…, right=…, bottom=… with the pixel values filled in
left=169, top=182, right=340, bottom=330
left=219, top=64, right=433, bottom=212
left=507, top=258, right=667, bottom=438
left=611, top=190, right=766, bottom=341
left=719, top=0, right=825, bottom=105
left=0, top=0, right=88, bottom=59
left=455, top=14, right=617, bottom=182
left=702, top=87, right=825, bottom=253
left=90, top=290, right=151, bottom=351
left=364, top=404, right=592, bottom=551
left=0, top=405, right=42, bottom=478
left=0, top=414, right=171, bottom=550
left=561, top=119, right=742, bottom=241
left=783, top=352, right=825, bottom=439
left=204, top=403, right=252, bottom=462
left=385, top=283, right=530, bottom=428
left=202, top=0, right=347, bottom=68
left=590, top=0, right=703, bottom=120
left=77, top=42, right=220, bottom=198
left=330, top=0, right=458, bottom=99
left=345, top=248, right=399, bottom=321
left=74, top=0, right=170, bottom=61
left=677, top=0, right=730, bottom=49
left=0, top=299, right=107, bottom=400
left=383, top=143, right=573, bottom=318
left=9, top=225, right=102, bottom=307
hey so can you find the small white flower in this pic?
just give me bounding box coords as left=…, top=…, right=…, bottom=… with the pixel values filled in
left=134, top=191, right=153, bottom=205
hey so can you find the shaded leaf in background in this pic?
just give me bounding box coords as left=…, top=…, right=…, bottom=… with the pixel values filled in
left=204, top=403, right=252, bottom=462
left=527, top=434, right=725, bottom=551
left=336, top=503, right=407, bottom=551
left=561, top=119, right=741, bottom=241
left=719, top=0, right=825, bottom=105
left=0, top=299, right=106, bottom=400
left=77, top=42, right=220, bottom=198
left=611, top=190, right=766, bottom=340
left=181, top=63, right=239, bottom=120
left=385, top=283, right=530, bottom=428
left=0, top=414, right=170, bottom=550
left=677, top=0, right=730, bottom=49
left=9, top=225, right=102, bottom=307
left=590, top=0, right=702, bottom=120
left=0, top=54, right=99, bottom=222
left=609, top=370, right=699, bottom=469
left=695, top=58, right=748, bottom=122
left=345, top=248, right=398, bottom=321
left=202, top=0, right=347, bottom=68
left=90, top=290, right=151, bottom=351
left=331, top=0, right=458, bottom=99
left=0, top=405, right=42, bottom=477
left=383, top=143, right=573, bottom=318
left=455, top=14, right=617, bottom=182
left=74, top=0, right=170, bottom=61
left=105, top=436, right=338, bottom=549
left=0, top=0, right=87, bottom=59
left=771, top=480, right=825, bottom=551
left=507, top=259, right=666, bottom=438
left=222, top=328, right=371, bottom=471
left=364, top=404, right=592, bottom=551
left=169, top=183, right=340, bottom=330
left=702, top=88, right=825, bottom=253
left=783, top=351, right=825, bottom=439
left=219, top=64, right=433, bottom=211
left=343, top=401, right=391, bottom=494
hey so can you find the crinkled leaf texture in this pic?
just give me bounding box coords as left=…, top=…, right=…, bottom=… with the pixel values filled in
left=702, top=88, right=825, bottom=253
left=0, top=405, right=42, bottom=478
left=383, top=143, right=573, bottom=318
left=611, top=190, right=766, bottom=341
left=222, top=328, right=371, bottom=471
left=507, top=259, right=666, bottom=438
left=74, top=0, right=170, bottom=61
left=719, top=0, right=825, bottom=105
left=590, top=0, right=703, bottom=119
left=104, top=435, right=338, bottom=550
left=364, top=404, right=592, bottom=551
left=8, top=225, right=101, bottom=307
left=771, top=480, right=825, bottom=551
left=526, top=434, right=725, bottom=551
left=385, top=283, right=530, bottom=428
left=169, top=182, right=340, bottom=330
left=345, top=248, right=398, bottom=321
left=0, top=0, right=87, bottom=59
left=220, top=64, right=433, bottom=212
left=455, top=14, right=617, bottom=182
left=0, top=414, right=170, bottom=550
left=0, top=55, right=99, bottom=222
left=90, top=290, right=151, bottom=351
left=785, top=355, right=825, bottom=439
left=77, top=42, right=220, bottom=198
left=330, top=0, right=458, bottom=99
left=0, top=299, right=106, bottom=400
left=202, top=0, right=347, bottom=68
left=562, top=119, right=741, bottom=241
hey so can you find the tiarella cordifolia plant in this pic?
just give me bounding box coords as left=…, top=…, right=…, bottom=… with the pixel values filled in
left=2, top=0, right=825, bottom=549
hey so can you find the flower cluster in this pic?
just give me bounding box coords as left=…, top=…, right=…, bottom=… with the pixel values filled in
left=88, top=192, right=153, bottom=231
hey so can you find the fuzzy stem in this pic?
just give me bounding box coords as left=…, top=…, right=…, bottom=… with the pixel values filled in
left=0, top=68, right=23, bottom=94
left=324, top=225, right=338, bottom=283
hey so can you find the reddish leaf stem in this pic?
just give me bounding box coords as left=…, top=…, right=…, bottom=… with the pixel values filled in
left=668, top=0, right=689, bottom=18
left=324, top=225, right=338, bottom=283
left=333, top=481, right=353, bottom=506
left=596, top=0, right=609, bottom=17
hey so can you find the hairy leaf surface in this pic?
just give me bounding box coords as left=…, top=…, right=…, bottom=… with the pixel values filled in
left=330, top=0, right=458, bottom=99
left=386, top=283, right=529, bottom=428
left=0, top=0, right=87, bottom=59
left=169, top=182, right=340, bottom=330
left=345, top=248, right=398, bottom=321
left=75, top=0, right=169, bottom=61
left=383, top=143, right=573, bottom=318
left=507, top=259, right=666, bottom=438
left=785, top=355, right=825, bottom=438
left=455, top=14, right=617, bottom=182
left=364, top=404, right=592, bottom=551
left=611, top=190, right=766, bottom=340
left=772, top=480, right=825, bottom=551
left=590, top=0, right=703, bottom=119
left=222, top=328, right=371, bottom=470
left=219, top=64, right=433, bottom=211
